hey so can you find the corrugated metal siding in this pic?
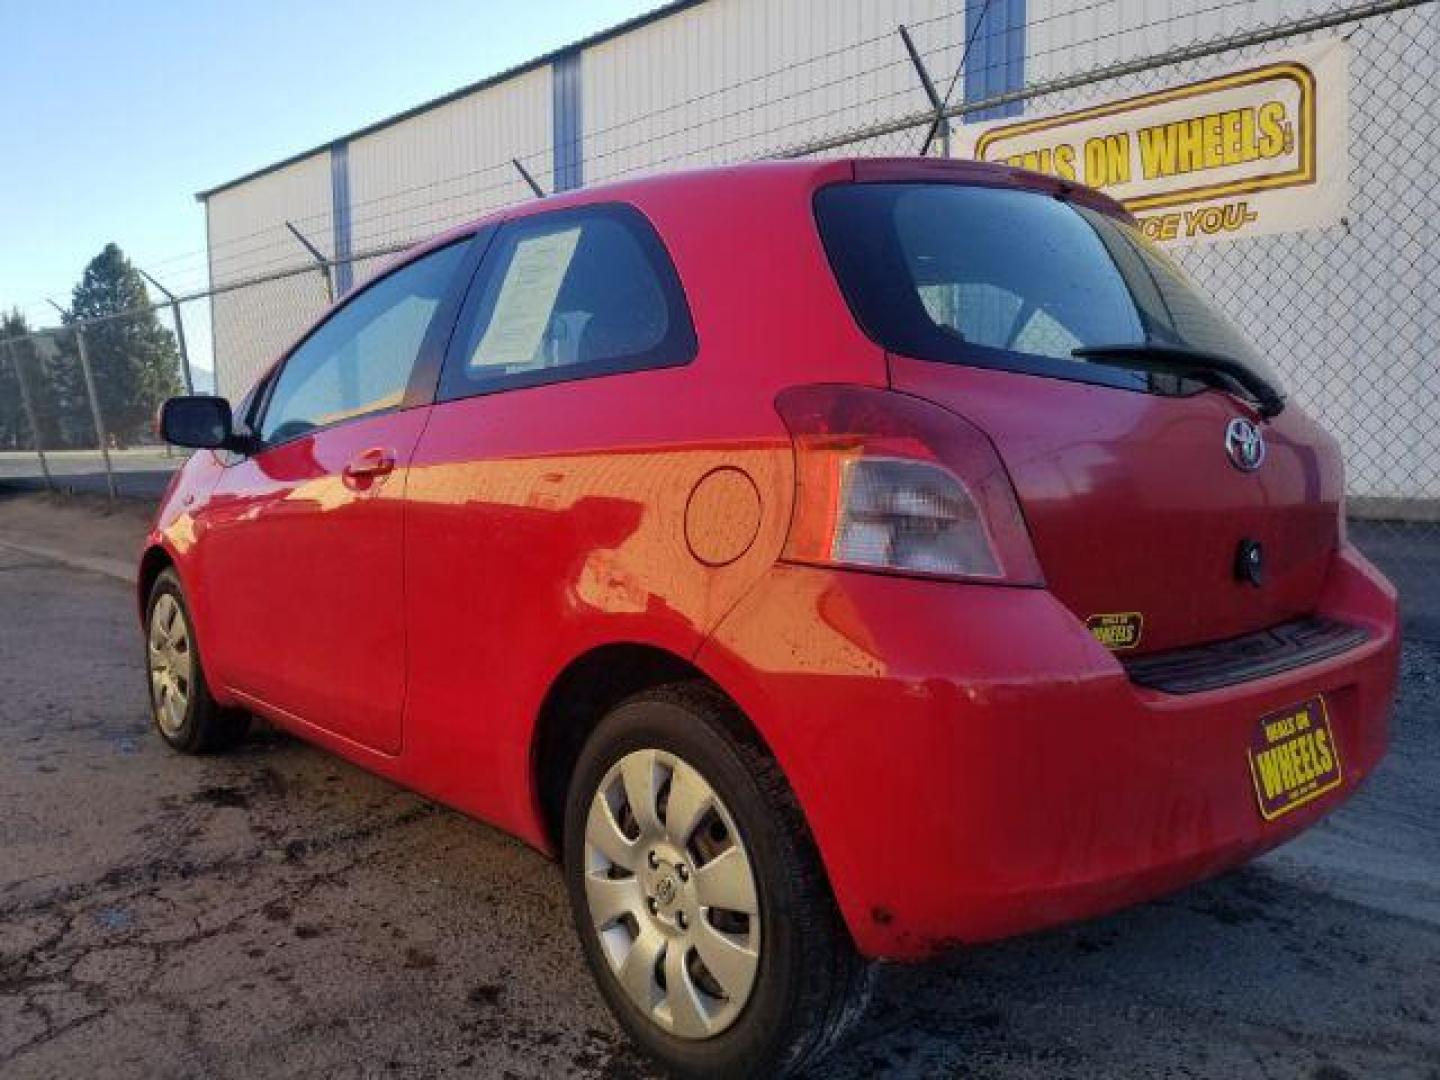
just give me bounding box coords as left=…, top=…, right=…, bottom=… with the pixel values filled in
left=580, top=0, right=968, bottom=183
left=346, top=65, right=552, bottom=257
left=205, top=152, right=334, bottom=396
left=207, top=0, right=976, bottom=394
left=1025, top=0, right=1339, bottom=81
left=201, top=0, right=1434, bottom=501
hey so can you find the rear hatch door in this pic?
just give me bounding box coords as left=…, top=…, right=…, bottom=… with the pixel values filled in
left=889, top=358, right=1341, bottom=654
left=815, top=170, right=1341, bottom=654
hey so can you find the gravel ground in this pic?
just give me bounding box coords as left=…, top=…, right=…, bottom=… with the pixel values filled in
left=1, top=540, right=1437, bottom=1078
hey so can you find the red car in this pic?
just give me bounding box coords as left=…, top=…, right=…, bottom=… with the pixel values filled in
left=147, top=158, right=1398, bottom=1077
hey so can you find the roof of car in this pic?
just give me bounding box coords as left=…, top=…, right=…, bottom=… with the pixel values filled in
left=397, top=156, right=1133, bottom=267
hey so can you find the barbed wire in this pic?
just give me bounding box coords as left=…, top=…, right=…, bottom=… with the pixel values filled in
left=93, top=0, right=1258, bottom=291
left=4, top=0, right=1426, bottom=351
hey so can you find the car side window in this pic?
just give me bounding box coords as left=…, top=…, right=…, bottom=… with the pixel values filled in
left=258, top=241, right=469, bottom=445
left=439, top=204, right=695, bottom=400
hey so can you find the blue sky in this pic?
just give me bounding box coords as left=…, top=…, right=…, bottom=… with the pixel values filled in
left=0, top=1, right=656, bottom=333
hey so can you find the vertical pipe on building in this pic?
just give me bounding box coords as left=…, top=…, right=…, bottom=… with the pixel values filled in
left=965, top=0, right=1026, bottom=121
left=330, top=142, right=354, bottom=295
left=552, top=50, right=584, bottom=192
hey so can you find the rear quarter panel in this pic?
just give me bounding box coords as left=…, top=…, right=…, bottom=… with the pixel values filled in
left=396, top=164, right=887, bottom=844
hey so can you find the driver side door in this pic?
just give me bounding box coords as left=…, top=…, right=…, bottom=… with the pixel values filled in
left=198, top=238, right=474, bottom=754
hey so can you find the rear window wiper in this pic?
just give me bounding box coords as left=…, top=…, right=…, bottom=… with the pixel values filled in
left=1072, top=342, right=1286, bottom=418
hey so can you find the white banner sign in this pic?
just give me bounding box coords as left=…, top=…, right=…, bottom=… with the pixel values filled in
left=956, top=39, right=1350, bottom=245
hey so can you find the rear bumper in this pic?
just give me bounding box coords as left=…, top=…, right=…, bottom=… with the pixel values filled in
left=697, top=544, right=1399, bottom=960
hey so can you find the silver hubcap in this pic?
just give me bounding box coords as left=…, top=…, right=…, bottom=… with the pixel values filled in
left=584, top=748, right=761, bottom=1040
left=148, top=593, right=193, bottom=736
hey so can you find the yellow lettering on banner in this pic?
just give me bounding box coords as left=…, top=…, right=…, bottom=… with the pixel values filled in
left=1137, top=126, right=1177, bottom=180
left=1202, top=113, right=1225, bottom=169
left=1054, top=143, right=1077, bottom=180
left=1083, top=133, right=1131, bottom=188
left=1183, top=201, right=1258, bottom=237
left=1136, top=103, right=1293, bottom=180
left=1003, top=150, right=1036, bottom=172
left=1177, top=118, right=1207, bottom=174
left=1002, top=145, right=1077, bottom=180
left=1313, top=729, right=1335, bottom=773
left=1239, top=107, right=1257, bottom=163
left=1138, top=212, right=1183, bottom=241
left=973, top=51, right=1332, bottom=238
left=1258, top=100, right=1288, bottom=157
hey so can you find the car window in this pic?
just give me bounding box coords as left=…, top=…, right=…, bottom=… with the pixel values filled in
left=815, top=183, right=1279, bottom=396
left=259, top=241, right=468, bottom=444
left=440, top=204, right=695, bottom=399
left=891, top=187, right=1146, bottom=363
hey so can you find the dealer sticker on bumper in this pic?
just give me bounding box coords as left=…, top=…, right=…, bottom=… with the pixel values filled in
left=1247, top=696, right=1343, bottom=820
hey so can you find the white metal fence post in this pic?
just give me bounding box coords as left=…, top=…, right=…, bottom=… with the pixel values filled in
left=72, top=326, right=117, bottom=502
left=5, top=342, right=55, bottom=492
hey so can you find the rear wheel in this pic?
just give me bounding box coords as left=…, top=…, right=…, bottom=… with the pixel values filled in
left=145, top=569, right=248, bottom=754
left=563, top=684, right=871, bottom=1078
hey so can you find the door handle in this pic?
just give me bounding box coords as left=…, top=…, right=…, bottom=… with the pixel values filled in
left=343, top=448, right=397, bottom=480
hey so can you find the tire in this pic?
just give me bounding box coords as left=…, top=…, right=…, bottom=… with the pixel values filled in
left=144, top=569, right=249, bottom=754
left=563, top=682, right=872, bottom=1078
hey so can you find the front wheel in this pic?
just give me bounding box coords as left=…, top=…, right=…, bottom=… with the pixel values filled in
left=563, top=684, right=871, bottom=1078
left=145, top=569, right=249, bottom=754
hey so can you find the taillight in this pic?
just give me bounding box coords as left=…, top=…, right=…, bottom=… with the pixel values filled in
left=775, top=384, right=1043, bottom=585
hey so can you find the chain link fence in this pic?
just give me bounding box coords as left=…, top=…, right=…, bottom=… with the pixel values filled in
left=1, top=308, right=192, bottom=499
left=772, top=0, right=1438, bottom=608
left=1, top=0, right=1434, bottom=609
left=1021, top=3, right=1437, bottom=613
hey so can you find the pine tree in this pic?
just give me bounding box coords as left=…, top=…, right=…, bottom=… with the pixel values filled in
left=0, top=315, right=22, bottom=450
left=0, top=310, right=67, bottom=451
left=67, top=244, right=183, bottom=447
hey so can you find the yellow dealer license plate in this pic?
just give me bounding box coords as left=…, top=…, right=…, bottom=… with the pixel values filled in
left=1247, top=696, right=1343, bottom=821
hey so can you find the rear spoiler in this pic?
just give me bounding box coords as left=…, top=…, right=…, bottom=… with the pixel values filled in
left=849, top=158, right=1134, bottom=224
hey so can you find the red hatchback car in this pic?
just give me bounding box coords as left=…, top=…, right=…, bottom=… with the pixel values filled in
left=147, top=158, right=1398, bottom=1077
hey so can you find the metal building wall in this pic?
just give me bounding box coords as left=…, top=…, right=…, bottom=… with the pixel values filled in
left=580, top=0, right=969, bottom=183
left=202, top=0, right=980, bottom=395
left=201, top=0, right=1433, bottom=499
left=205, top=152, right=334, bottom=397
left=1025, top=0, right=1340, bottom=79
left=346, top=65, right=553, bottom=271
left=203, top=70, right=552, bottom=396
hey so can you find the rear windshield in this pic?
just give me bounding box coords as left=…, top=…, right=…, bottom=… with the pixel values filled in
left=814, top=182, right=1281, bottom=397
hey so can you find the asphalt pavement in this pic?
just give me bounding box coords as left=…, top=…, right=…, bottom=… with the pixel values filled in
left=1, top=532, right=1438, bottom=1077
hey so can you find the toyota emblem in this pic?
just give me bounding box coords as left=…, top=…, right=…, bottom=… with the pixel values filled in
left=1225, top=417, right=1266, bottom=472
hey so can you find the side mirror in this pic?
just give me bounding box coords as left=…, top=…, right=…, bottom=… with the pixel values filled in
left=159, top=395, right=237, bottom=450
